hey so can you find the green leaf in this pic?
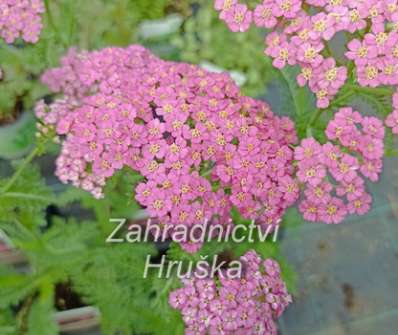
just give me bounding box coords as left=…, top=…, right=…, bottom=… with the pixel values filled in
left=172, top=1, right=275, bottom=97
left=70, top=243, right=170, bottom=335
left=27, top=286, right=58, bottom=335
left=0, top=112, right=36, bottom=160
left=0, top=308, right=17, bottom=335
left=0, top=163, right=53, bottom=229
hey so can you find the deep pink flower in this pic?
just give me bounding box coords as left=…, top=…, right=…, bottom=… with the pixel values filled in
left=169, top=250, right=291, bottom=335
left=294, top=137, right=321, bottom=161
left=0, top=0, right=45, bottom=43
left=253, top=1, right=278, bottom=28
left=319, top=197, right=347, bottom=224
left=273, top=0, right=302, bottom=19
left=223, top=3, right=253, bottom=32
left=347, top=192, right=372, bottom=215
left=38, top=45, right=298, bottom=249
left=296, top=107, right=385, bottom=225
left=299, top=199, right=319, bottom=222
left=386, top=110, right=398, bottom=134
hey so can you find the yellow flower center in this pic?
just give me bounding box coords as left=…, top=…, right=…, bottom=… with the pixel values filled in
left=234, top=12, right=244, bottom=24
left=304, top=47, right=317, bottom=60
left=237, top=192, right=246, bottom=201
left=306, top=168, right=316, bottom=177
left=261, top=8, right=272, bottom=19
left=279, top=48, right=289, bottom=60
left=302, top=67, right=312, bottom=80
left=181, top=184, right=191, bottom=193
left=315, top=187, right=324, bottom=198
left=326, top=67, right=338, bottom=81
left=316, top=89, right=328, bottom=99
left=365, top=66, right=378, bottom=80
left=392, top=46, right=398, bottom=58
left=376, top=32, right=387, bottom=45
left=149, top=144, right=160, bottom=154
left=314, top=20, right=326, bottom=32
left=327, top=205, right=337, bottom=215
left=172, top=161, right=183, bottom=170
left=357, top=47, right=368, bottom=58
left=192, top=129, right=201, bottom=138
left=101, top=159, right=111, bottom=169
left=163, top=104, right=173, bottom=113
left=153, top=199, right=164, bottom=210
left=170, top=143, right=179, bottom=154
left=339, top=163, right=349, bottom=173
left=148, top=161, right=158, bottom=172
left=281, top=0, right=292, bottom=11
left=216, top=134, right=226, bottom=146
left=369, top=6, right=379, bottom=17
left=350, top=9, right=360, bottom=22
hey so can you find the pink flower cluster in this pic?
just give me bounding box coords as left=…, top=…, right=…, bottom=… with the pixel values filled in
left=36, top=45, right=298, bottom=250
left=296, top=107, right=385, bottom=224
left=169, top=250, right=291, bottom=335
left=0, top=0, right=44, bottom=43
left=386, top=88, right=398, bottom=133
left=346, top=23, right=398, bottom=88
left=214, top=0, right=398, bottom=108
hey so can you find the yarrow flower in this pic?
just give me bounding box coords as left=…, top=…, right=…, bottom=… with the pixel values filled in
left=0, top=0, right=45, bottom=43
left=296, top=107, right=385, bottom=224
left=386, top=88, right=398, bottom=134
left=214, top=0, right=398, bottom=108
left=223, top=3, right=253, bottom=32
left=169, top=250, right=292, bottom=335
left=36, top=45, right=298, bottom=251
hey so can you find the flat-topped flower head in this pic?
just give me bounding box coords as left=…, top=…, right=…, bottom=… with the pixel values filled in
left=223, top=3, right=253, bottom=32
left=295, top=107, right=384, bottom=224
left=37, top=45, right=298, bottom=251
left=0, top=0, right=45, bottom=43
left=214, top=0, right=398, bottom=108
left=169, top=250, right=291, bottom=335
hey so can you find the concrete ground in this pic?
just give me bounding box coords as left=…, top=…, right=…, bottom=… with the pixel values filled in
left=279, top=156, right=398, bottom=335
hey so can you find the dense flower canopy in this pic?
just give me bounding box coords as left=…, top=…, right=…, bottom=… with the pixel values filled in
left=36, top=45, right=299, bottom=250
left=215, top=0, right=398, bottom=108
left=296, top=107, right=385, bottom=224
left=169, top=250, right=292, bottom=335
left=0, top=0, right=44, bottom=43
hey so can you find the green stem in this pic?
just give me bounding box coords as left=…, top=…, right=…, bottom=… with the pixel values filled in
left=324, top=42, right=333, bottom=58
left=346, top=84, right=393, bottom=96
left=151, top=275, right=176, bottom=309
left=159, top=276, right=174, bottom=297
left=1, top=147, right=40, bottom=194
left=347, top=60, right=355, bottom=78
left=306, top=108, right=325, bottom=137
left=331, top=90, right=355, bottom=106
left=0, top=192, right=54, bottom=203
left=308, top=108, right=323, bottom=126
left=386, top=149, right=398, bottom=157
left=44, top=0, right=57, bottom=33
left=280, top=68, right=302, bottom=116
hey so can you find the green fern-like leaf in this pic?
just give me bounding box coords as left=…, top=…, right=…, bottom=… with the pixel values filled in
left=27, top=286, right=58, bottom=335
left=70, top=243, right=167, bottom=335
left=0, top=163, right=53, bottom=229
left=0, top=308, right=17, bottom=335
